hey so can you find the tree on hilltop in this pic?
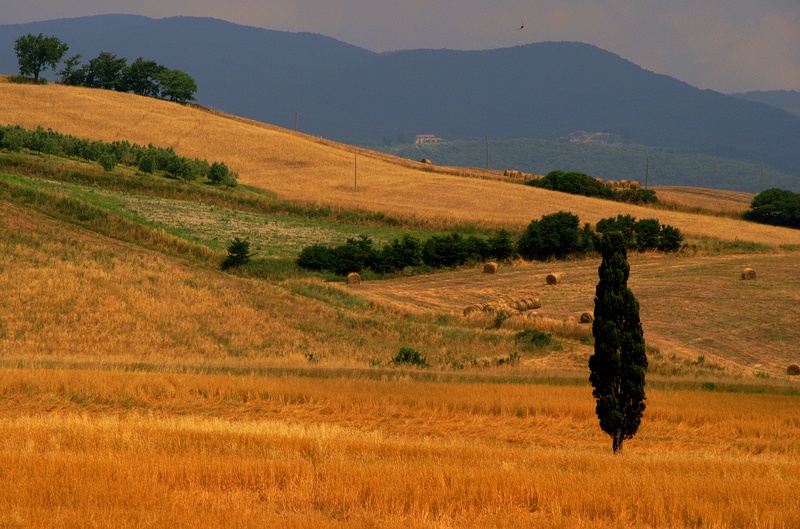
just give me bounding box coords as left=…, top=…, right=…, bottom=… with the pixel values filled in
left=14, top=33, right=69, bottom=82
left=588, top=232, right=647, bottom=454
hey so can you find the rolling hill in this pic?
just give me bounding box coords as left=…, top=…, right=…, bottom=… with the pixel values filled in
left=3, top=79, right=800, bottom=246
left=1, top=15, right=800, bottom=192
left=2, top=79, right=800, bottom=377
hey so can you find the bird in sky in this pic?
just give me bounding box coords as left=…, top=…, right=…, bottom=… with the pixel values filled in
left=517, top=20, right=524, bottom=30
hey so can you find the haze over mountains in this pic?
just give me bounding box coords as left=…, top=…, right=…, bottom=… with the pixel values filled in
left=1, top=14, right=799, bottom=191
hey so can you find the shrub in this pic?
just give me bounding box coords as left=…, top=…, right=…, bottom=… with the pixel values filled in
left=208, top=161, right=238, bottom=187
left=657, top=224, right=683, bottom=252
left=422, top=233, right=471, bottom=268
left=615, top=189, right=658, bottom=205
left=529, top=170, right=614, bottom=199
left=297, top=244, right=335, bottom=272
left=744, top=188, right=800, bottom=229
left=222, top=237, right=254, bottom=270
left=391, top=347, right=429, bottom=368
left=487, top=228, right=517, bottom=260
left=634, top=218, right=660, bottom=252
left=98, top=153, right=117, bottom=171
left=378, top=233, right=423, bottom=272
left=138, top=154, right=156, bottom=174
left=596, top=215, right=683, bottom=252
left=515, top=329, right=554, bottom=349
left=517, top=211, right=583, bottom=261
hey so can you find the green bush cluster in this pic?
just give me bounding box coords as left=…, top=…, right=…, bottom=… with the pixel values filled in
left=297, top=212, right=683, bottom=277
left=516, top=211, right=595, bottom=261
left=595, top=214, right=683, bottom=252
left=743, top=188, right=800, bottom=229
left=391, top=347, right=429, bottom=368
left=0, top=124, right=237, bottom=186
left=526, top=170, right=658, bottom=205
left=297, top=230, right=515, bottom=276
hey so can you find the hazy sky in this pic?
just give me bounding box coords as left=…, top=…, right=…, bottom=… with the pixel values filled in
left=3, top=1, right=799, bottom=93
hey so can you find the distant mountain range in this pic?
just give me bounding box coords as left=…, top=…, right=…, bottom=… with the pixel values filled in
left=1, top=14, right=799, bottom=192
left=731, top=90, right=800, bottom=118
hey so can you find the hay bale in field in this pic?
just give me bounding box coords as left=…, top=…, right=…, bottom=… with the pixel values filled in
left=346, top=272, right=362, bottom=285
left=630, top=181, right=641, bottom=190
left=741, top=267, right=756, bottom=280
left=463, top=305, right=482, bottom=316
left=546, top=273, right=562, bottom=285
left=579, top=312, right=594, bottom=324
left=483, top=262, right=498, bottom=274
left=606, top=180, right=618, bottom=189
left=787, top=364, right=800, bottom=376
left=618, top=179, right=631, bottom=189
left=420, top=158, right=432, bottom=165
left=522, top=298, right=541, bottom=310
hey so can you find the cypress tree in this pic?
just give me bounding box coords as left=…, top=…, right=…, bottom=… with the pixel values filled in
left=588, top=232, right=648, bottom=453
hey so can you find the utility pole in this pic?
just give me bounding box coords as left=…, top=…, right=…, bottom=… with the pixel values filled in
left=644, top=157, right=649, bottom=189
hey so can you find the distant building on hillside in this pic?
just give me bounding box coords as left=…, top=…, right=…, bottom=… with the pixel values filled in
left=415, top=134, right=443, bottom=145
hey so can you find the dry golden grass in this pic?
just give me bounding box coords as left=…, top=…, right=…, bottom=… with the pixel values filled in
left=0, top=200, right=528, bottom=369
left=653, top=186, right=754, bottom=214
left=3, top=82, right=800, bottom=246
left=1, top=368, right=799, bottom=528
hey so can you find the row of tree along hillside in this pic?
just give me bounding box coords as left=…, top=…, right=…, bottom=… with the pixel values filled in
left=297, top=212, right=682, bottom=277
left=13, top=33, right=197, bottom=103
left=0, top=124, right=237, bottom=187
left=526, top=170, right=658, bottom=205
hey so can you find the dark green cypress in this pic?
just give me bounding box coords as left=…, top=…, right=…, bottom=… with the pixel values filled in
left=589, top=232, right=648, bottom=453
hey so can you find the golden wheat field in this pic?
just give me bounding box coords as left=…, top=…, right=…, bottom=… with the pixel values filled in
left=2, top=80, right=800, bottom=528
left=1, top=368, right=800, bottom=529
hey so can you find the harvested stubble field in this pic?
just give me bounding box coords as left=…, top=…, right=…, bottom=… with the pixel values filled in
left=354, top=251, right=800, bottom=374
left=1, top=368, right=800, bottom=529
left=2, top=79, right=800, bottom=528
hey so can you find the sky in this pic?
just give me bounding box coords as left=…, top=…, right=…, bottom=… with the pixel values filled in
left=3, top=0, right=799, bottom=93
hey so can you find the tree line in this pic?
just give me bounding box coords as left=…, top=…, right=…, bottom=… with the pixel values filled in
left=526, top=170, right=658, bottom=205
left=744, top=188, right=800, bottom=229
left=13, top=33, right=197, bottom=103
left=0, top=124, right=237, bottom=187
left=296, top=211, right=682, bottom=277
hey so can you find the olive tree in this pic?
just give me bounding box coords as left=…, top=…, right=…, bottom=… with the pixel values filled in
left=14, top=33, right=69, bottom=82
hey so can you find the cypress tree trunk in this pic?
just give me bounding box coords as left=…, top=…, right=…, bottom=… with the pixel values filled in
left=589, top=232, right=647, bottom=454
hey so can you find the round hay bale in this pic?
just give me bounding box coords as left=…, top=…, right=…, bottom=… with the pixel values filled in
left=546, top=273, right=562, bottom=285
left=346, top=272, right=361, bottom=285
left=579, top=312, right=594, bottom=324
left=483, top=262, right=498, bottom=274
left=523, top=298, right=542, bottom=310
left=463, top=305, right=482, bottom=316
left=420, top=158, right=432, bottom=165
left=630, top=181, right=642, bottom=190
left=741, top=267, right=756, bottom=280
left=787, top=364, right=800, bottom=376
